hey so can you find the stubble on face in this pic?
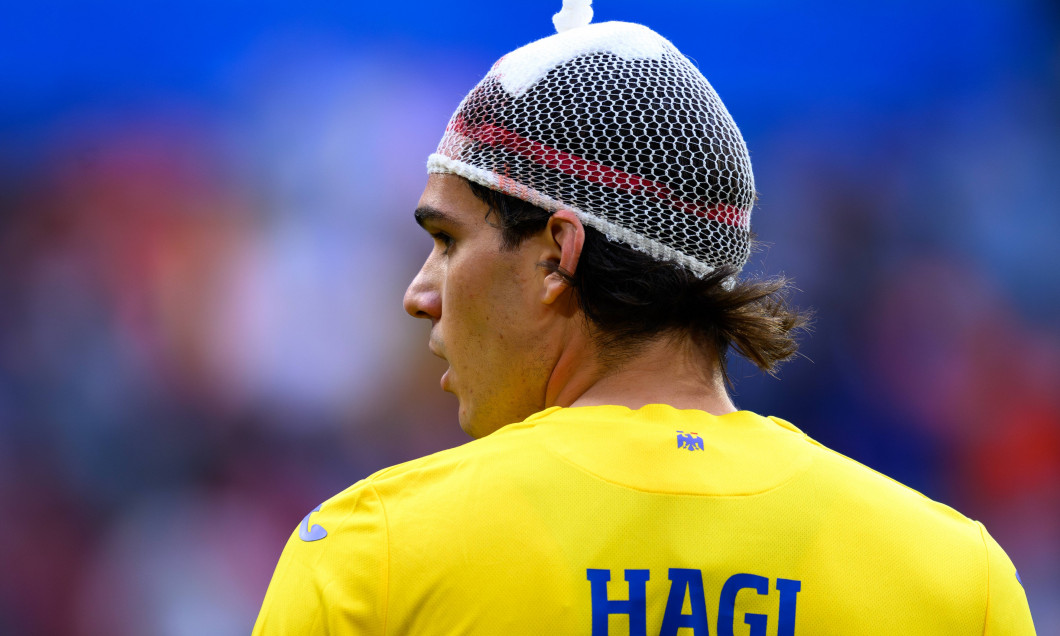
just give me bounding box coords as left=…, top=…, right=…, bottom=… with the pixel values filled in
left=408, top=175, right=559, bottom=438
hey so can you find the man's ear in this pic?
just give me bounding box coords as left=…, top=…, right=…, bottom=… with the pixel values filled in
left=542, top=209, right=585, bottom=305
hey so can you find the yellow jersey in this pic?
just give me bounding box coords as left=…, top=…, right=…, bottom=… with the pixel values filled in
left=253, top=405, right=1036, bottom=635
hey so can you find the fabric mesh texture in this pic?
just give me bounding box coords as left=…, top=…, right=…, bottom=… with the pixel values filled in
left=428, top=21, right=755, bottom=277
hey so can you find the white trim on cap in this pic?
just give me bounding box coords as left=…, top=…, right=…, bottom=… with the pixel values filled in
left=427, top=153, right=724, bottom=280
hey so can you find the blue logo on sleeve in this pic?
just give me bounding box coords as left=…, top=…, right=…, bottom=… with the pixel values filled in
left=677, top=431, right=704, bottom=451
left=298, top=503, right=328, bottom=542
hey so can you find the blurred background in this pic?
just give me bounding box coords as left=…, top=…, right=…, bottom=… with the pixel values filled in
left=1, top=0, right=1057, bottom=633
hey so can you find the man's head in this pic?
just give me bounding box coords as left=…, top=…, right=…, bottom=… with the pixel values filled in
left=404, top=11, right=807, bottom=437
left=403, top=173, right=587, bottom=438
left=427, top=19, right=756, bottom=279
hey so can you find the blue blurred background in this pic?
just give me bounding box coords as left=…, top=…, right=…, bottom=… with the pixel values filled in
left=1, top=0, right=1057, bottom=633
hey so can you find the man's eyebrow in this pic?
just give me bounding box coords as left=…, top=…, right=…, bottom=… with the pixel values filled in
left=414, top=206, right=462, bottom=230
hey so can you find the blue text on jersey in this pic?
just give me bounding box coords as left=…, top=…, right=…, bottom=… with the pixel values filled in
left=587, top=568, right=801, bottom=635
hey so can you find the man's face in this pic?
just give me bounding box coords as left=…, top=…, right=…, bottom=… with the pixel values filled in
left=403, top=174, right=561, bottom=438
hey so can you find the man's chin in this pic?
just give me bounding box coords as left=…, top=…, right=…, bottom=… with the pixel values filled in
left=457, top=405, right=496, bottom=440
left=457, top=403, right=540, bottom=440
left=456, top=405, right=479, bottom=439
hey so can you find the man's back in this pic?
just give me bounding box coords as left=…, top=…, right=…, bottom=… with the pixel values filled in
left=254, top=405, right=1034, bottom=634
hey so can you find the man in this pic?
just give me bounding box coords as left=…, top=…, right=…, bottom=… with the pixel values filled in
left=254, top=3, right=1036, bottom=634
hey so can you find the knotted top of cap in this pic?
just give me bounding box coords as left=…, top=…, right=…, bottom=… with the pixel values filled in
left=553, top=0, right=594, bottom=33
left=495, top=22, right=667, bottom=98
left=428, top=3, right=756, bottom=279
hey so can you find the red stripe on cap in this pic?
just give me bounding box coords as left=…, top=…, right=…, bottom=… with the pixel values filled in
left=451, top=116, right=746, bottom=228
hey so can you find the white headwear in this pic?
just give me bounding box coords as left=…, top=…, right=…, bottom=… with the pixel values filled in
left=428, top=2, right=755, bottom=277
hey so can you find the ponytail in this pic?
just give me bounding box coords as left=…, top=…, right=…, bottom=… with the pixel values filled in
left=467, top=179, right=811, bottom=384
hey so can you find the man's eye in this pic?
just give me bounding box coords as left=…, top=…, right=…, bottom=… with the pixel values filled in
left=432, top=232, right=454, bottom=254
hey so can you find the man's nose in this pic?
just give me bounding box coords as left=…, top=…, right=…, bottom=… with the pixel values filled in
left=403, top=265, right=441, bottom=321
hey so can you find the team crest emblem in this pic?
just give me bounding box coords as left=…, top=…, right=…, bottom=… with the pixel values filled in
left=677, top=431, right=704, bottom=451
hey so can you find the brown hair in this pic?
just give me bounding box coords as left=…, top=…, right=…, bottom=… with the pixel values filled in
left=467, top=180, right=811, bottom=385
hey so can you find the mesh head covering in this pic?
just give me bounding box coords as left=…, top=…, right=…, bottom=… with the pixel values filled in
left=428, top=8, right=755, bottom=277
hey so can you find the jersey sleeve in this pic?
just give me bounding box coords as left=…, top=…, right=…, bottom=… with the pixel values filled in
left=253, top=482, right=389, bottom=635
left=979, top=522, right=1036, bottom=635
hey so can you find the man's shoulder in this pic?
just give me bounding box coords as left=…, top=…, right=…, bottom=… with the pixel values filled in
left=324, top=419, right=543, bottom=509
left=784, top=416, right=985, bottom=545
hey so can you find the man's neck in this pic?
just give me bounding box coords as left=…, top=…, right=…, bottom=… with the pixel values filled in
left=545, top=333, right=737, bottom=416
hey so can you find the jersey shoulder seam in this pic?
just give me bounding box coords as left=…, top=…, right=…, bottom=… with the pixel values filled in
left=976, top=520, right=991, bottom=636
left=367, top=482, right=391, bottom=636
left=802, top=434, right=945, bottom=503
